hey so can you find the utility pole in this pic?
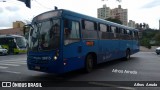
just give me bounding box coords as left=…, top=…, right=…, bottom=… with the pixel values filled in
left=18, top=0, right=31, bottom=8
left=159, top=20, right=160, bottom=30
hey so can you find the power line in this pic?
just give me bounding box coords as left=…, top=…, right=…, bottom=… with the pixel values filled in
left=101, top=0, right=121, bottom=2
left=34, top=0, right=53, bottom=10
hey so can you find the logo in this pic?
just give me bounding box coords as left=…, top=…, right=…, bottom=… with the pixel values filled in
left=1, top=82, right=43, bottom=87
left=2, top=82, right=11, bottom=87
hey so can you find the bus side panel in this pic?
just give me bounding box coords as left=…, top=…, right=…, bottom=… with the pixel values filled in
left=119, top=40, right=132, bottom=57
left=63, top=40, right=99, bottom=72
left=98, top=40, right=121, bottom=63
left=63, top=42, right=85, bottom=72
left=132, top=40, right=140, bottom=54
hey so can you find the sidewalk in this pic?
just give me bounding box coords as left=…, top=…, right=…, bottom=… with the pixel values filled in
left=140, top=46, right=159, bottom=52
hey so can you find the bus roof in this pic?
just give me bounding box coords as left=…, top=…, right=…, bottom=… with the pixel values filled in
left=33, top=9, right=139, bottom=31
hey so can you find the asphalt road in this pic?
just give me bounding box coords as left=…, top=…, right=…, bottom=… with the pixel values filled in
left=0, top=52, right=160, bottom=90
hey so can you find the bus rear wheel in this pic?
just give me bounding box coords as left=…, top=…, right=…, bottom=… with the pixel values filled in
left=85, top=54, right=94, bottom=73
left=125, top=49, right=130, bottom=60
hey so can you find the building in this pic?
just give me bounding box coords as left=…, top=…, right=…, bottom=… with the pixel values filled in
left=0, top=28, right=23, bottom=35
left=97, top=5, right=111, bottom=19
left=0, top=21, right=25, bottom=36
left=110, top=5, right=128, bottom=26
left=13, top=21, right=25, bottom=28
left=128, top=20, right=136, bottom=28
left=97, top=5, right=128, bottom=26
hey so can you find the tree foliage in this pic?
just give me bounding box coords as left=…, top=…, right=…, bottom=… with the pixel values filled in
left=154, top=32, right=160, bottom=45
left=105, top=18, right=122, bottom=24
left=140, top=29, right=160, bottom=48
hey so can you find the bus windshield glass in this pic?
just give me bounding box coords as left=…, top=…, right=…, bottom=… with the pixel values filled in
left=15, top=37, right=26, bottom=48
left=29, top=19, right=60, bottom=51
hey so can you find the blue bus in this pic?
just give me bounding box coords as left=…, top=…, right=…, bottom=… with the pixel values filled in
left=25, top=9, right=139, bottom=73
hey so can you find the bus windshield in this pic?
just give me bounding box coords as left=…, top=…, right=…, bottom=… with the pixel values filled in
left=29, top=19, right=60, bottom=51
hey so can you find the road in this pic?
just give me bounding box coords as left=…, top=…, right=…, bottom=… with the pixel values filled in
left=0, top=52, right=160, bottom=90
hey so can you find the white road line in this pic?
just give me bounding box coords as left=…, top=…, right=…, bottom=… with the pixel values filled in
left=0, top=59, right=26, bottom=62
left=4, top=62, right=27, bottom=65
left=0, top=61, right=26, bottom=63
left=0, top=63, right=20, bottom=66
left=3, top=71, right=21, bottom=74
left=0, top=62, right=27, bottom=64
left=0, top=66, right=8, bottom=69
left=0, top=60, right=27, bottom=62
left=89, top=82, right=135, bottom=90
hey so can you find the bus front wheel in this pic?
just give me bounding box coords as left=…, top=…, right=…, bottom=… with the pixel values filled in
left=85, top=54, right=93, bottom=73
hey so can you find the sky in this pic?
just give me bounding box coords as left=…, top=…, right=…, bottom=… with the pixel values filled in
left=0, top=0, right=160, bottom=29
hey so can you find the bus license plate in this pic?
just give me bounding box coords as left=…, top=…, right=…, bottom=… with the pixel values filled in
left=35, top=66, right=40, bottom=70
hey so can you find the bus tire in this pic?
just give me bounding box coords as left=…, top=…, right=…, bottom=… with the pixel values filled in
left=125, top=49, right=130, bottom=60
left=85, top=54, right=93, bottom=73
left=15, top=52, right=19, bottom=54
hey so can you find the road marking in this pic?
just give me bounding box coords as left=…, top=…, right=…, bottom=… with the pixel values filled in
left=89, top=82, right=135, bottom=90
left=3, top=70, right=21, bottom=74
left=0, top=63, right=20, bottom=66
left=1, top=62, right=26, bottom=64
left=0, top=60, right=26, bottom=62
left=0, top=59, right=26, bottom=68
left=0, top=59, right=26, bottom=62
left=0, top=66, right=8, bottom=69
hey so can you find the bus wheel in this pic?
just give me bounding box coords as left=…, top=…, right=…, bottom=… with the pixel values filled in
left=125, top=50, right=130, bottom=60
left=85, top=54, right=93, bottom=73
left=14, top=52, right=19, bottom=54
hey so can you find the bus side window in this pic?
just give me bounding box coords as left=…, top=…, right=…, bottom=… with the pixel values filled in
left=100, top=24, right=107, bottom=32
left=111, top=26, right=117, bottom=39
left=107, top=25, right=110, bottom=32
left=129, top=30, right=132, bottom=40
left=94, top=22, right=97, bottom=30
left=83, top=20, right=95, bottom=30
left=134, top=31, right=138, bottom=40
left=81, top=20, right=98, bottom=39
left=127, top=30, right=130, bottom=34
left=136, top=31, right=139, bottom=39
left=132, top=31, right=135, bottom=39
left=130, top=31, right=132, bottom=35
left=64, top=19, right=80, bottom=45
left=126, top=30, right=130, bottom=40
left=119, top=28, right=122, bottom=39
left=99, top=23, right=108, bottom=39
left=82, top=20, right=85, bottom=29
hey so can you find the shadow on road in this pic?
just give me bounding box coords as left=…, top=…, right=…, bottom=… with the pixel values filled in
left=26, top=56, right=139, bottom=82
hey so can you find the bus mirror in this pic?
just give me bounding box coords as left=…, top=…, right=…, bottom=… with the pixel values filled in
left=23, top=24, right=32, bottom=36
left=23, top=25, right=29, bottom=36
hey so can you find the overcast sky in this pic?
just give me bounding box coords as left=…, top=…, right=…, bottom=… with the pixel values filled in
left=0, top=0, right=160, bottom=29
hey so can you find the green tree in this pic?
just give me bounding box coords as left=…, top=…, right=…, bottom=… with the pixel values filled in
left=105, top=18, right=122, bottom=24
left=154, top=32, right=160, bottom=45
left=140, top=29, right=160, bottom=47
left=140, top=38, right=151, bottom=49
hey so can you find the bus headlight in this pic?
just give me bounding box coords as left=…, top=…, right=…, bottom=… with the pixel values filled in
left=53, top=50, right=59, bottom=60
left=54, top=56, right=57, bottom=60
